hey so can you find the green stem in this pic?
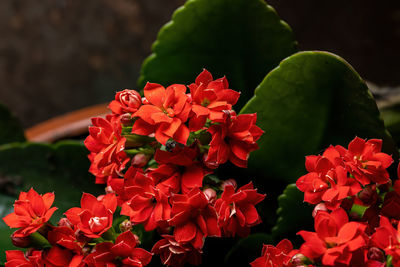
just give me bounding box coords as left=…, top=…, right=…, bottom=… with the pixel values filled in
left=29, top=231, right=51, bottom=249
left=102, top=226, right=117, bottom=242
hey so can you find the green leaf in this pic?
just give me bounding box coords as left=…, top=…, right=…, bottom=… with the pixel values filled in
left=241, top=51, right=397, bottom=184
left=271, top=184, right=313, bottom=240
left=224, top=233, right=272, bottom=266
left=0, top=141, right=102, bottom=262
left=0, top=103, right=25, bottom=145
left=138, top=0, right=297, bottom=108
left=379, top=103, right=400, bottom=146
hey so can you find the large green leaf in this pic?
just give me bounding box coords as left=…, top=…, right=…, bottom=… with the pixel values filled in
left=224, top=233, right=272, bottom=266
left=138, top=0, right=297, bottom=108
left=0, top=103, right=25, bottom=145
left=240, top=51, right=397, bottom=184
left=271, top=184, right=313, bottom=241
left=0, top=141, right=102, bottom=263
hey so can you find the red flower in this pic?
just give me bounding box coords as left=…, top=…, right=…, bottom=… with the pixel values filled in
left=5, top=250, right=43, bottom=267
left=83, top=242, right=116, bottom=266
left=187, top=69, right=240, bottom=131
left=298, top=208, right=368, bottom=266
left=84, top=115, right=129, bottom=184
left=3, top=188, right=57, bottom=237
left=214, top=182, right=265, bottom=237
left=169, top=188, right=220, bottom=249
left=250, top=239, right=297, bottom=267
left=112, top=231, right=153, bottom=266
left=65, top=193, right=117, bottom=238
left=108, top=89, right=142, bottom=115
left=119, top=168, right=171, bottom=231
left=47, top=226, right=84, bottom=253
left=371, top=216, right=400, bottom=266
left=152, top=235, right=202, bottom=267
left=205, top=112, right=263, bottom=168
left=336, top=137, right=393, bottom=185
left=153, top=145, right=210, bottom=193
left=43, top=246, right=73, bottom=267
left=132, top=83, right=191, bottom=145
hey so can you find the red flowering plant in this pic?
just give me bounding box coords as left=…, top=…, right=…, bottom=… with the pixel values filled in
left=250, top=137, right=400, bottom=267
left=2, top=70, right=266, bottom=266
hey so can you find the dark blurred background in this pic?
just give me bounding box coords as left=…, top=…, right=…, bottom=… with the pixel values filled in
left=0, top=0, right=399, bottom=128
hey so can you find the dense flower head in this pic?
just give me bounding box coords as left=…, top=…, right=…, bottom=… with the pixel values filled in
left=371, top=216, right=400, bottom=266
left=85, top=115, right=129, bottom=184
left=4, top=69, right=266, bottom=267
left=297, top=208, right=369, bottom=266
left=65, top=193, right=117, bottom=238
left=3, top=188, right=57, bottom=238
left=215, top=182, right=265, bottom=237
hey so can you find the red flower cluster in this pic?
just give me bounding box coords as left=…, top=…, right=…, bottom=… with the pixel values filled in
left=4, top=70, right=265, bottom=267
left=252, top=137, right=398, bottom=267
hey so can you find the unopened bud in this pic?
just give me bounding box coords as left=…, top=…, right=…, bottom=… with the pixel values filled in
left=367, top=247, right=385, bottom=262
left=203, top=188, right=217, bottom=204
left=131, top=153, right=150, bottom=168
left=120, top=113, right=133, bottom=126
left=120, top=219, right=133, bottom=233
left=105, top=185, right=115, bottom=194
left=141, top=97, right=149, bottom=105
left=358, top=186, right=378, bottom=205
left=221, top=179, right=237, bottom=190
left=11, top=234, right=30, bottom=248
left=290, top=254, right=307, bottom=266
left=340, top=198, right=354, bottom=212
left=58, top=218, right=73, bottom=228
left=312, top=203, right=327, bottom=218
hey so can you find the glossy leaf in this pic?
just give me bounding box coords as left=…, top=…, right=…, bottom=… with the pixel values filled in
left=271, top=184, right=313, bottom=240
left=138, top=0, right=297, bottom=108
left=0, top=103, right=25, bottom=145
left=240, top=51, right=397, bottom=184
left=0, top=141, right=102, bottom=262
left=224, top=233, right=272, bottom=266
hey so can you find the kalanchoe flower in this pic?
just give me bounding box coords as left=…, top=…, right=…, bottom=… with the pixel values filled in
left=153, top=145, right=210, bottom=193
left=336, top=137, right=393, bottom=185
left=152, top=235, right=202, bottom=267
left=187, top=69, right=240, bottom=131
left=119, top=167, right=171, bottom=231
left=5, top=250, right=43, bottom=267
left=296, top=146, right=362, bottom=209
left=108, top=89, right=142, bottom=115
left=132, top=83, right=191, bottom=145
left=64, top=193, right=117, bottom=238
left=215, top=182, right=265, bottom=237
left=169, top=188, right=220, bottom=249
left=47, top=226, right=85, bottom=254
left=205, top=112, right=264, bottom=168
left=84, top=115, right=129, bottom=184
left=42, top=246, right=74, bottom=267
left=371, top=215, right=400, bottom=266
left=250, top=239, right=298, bottom=267
left=297, top=208, right=369, bottom=266
left=112, top=231, right=153, bottom=266
left=3, top=188, right=57, bottom=237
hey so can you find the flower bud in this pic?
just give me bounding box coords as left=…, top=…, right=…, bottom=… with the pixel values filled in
left=120, top=113, right=133, bottom=126
left=58, top=218, right=73, bottom=228
left=11, top=234, right=31, bottom=248
left=203, top=188, right=217, bottom=204
left=221, top=179, right=237, bottom=190
left=142, top=97, right=149, bottom=105
left=290, top=254, right=308, bottom=266
left=131, top=153, right=150, bottom=168
left=367, top=247, right=385, bottom=262
left=105, top=185, right=115, bottom=194
left=340, top=198, right=354, bottom=212
left=119, top=90, right=141, bottom=109
left=358, top=186, right=378, bottom=205
left=120, top=219, right=133, bottom=233
left=312, top=203, right=327, bottom=218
